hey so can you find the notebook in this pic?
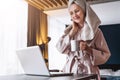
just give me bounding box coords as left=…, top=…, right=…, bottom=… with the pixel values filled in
left=16, top=46, right=73, bottom=77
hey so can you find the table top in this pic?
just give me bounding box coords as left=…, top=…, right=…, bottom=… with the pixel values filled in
left=0, top=74, right=97, bottom=80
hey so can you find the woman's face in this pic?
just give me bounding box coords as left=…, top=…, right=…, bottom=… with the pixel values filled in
left=69, top=3, right=85, bottom=25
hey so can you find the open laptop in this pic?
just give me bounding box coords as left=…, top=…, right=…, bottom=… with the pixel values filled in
left=16, top=46, right=73, bottom=77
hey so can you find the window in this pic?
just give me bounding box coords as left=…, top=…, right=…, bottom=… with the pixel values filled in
left=0, top=0, right=28, bottom=75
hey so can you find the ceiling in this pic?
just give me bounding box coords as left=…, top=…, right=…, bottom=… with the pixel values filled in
left=25, top=0, right=68, bottom=11
left=25, top=0, right=120, bottom=25
left=25, top=0, right=120, bottom=11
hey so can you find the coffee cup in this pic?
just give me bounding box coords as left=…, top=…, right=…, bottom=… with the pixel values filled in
left=70, top=40, right=80, bottom=51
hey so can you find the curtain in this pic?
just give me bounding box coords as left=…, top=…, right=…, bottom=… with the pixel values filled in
left=0, top=0, right=28, bottom=75
left=27, top=5, right=48, bottom=65
left=47, top=16, right=67, bottom=70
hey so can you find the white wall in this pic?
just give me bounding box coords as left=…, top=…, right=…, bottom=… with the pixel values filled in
left=48, top=16, right=66, bottom=70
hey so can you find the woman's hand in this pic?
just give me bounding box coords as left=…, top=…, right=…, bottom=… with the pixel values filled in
left=69, top=21, right=78, bottom=38
left=79, top=40, right=92, bottom=53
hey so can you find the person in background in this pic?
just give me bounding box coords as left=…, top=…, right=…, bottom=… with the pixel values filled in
left=56, top=0, right=111, bottom=80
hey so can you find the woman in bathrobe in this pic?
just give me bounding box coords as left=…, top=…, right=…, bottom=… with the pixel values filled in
left=56, top=0, right=111, bottom=80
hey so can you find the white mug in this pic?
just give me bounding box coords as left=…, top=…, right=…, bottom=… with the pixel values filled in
left=70, top=40, right=80, bottom=51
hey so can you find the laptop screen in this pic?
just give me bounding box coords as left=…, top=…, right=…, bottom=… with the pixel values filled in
left=16, top=46, right=50, bottom=75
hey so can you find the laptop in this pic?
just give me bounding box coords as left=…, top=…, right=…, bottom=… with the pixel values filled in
left=16, top=46, right=73, bottom=77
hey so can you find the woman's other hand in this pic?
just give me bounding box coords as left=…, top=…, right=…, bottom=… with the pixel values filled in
left=79, top=40, right=92, bottom=53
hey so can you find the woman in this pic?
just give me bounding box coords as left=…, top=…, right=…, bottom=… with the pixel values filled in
left=56, top=0, right=111, bottom=80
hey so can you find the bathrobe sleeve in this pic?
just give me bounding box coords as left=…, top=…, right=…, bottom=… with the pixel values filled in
left=91, top=29, right=111, bottom=66
left=56, top=34, right=71, bottom=54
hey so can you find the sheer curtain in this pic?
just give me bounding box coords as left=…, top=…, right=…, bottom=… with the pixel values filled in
left=0, top=0, right=28, bottom=75
left=48, top=16, right=67, bottom=70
